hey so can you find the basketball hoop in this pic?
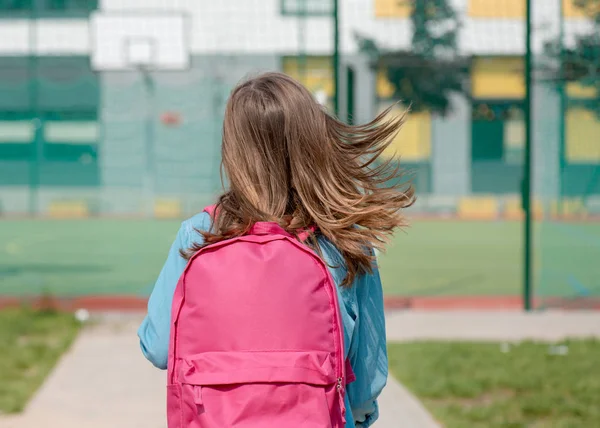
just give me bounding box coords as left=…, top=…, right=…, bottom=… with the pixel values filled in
left=89, top=11, right=190, bottom=218
left=89, top=12, right=190, bottom=72
left=160, top=111, right=182, bottom=127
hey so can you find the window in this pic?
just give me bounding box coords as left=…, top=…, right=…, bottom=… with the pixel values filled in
left=471, top=102, right=524, bottom=162
left=471, top=101, right=525, bottom=193
left=472, top=104, right=504, bottom=161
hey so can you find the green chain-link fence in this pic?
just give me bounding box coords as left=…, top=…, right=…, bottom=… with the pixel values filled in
left=0, top=0, right=598, bottom=309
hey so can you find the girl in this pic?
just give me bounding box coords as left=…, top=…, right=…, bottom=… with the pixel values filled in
left=138, top=72, right=414, bottom=427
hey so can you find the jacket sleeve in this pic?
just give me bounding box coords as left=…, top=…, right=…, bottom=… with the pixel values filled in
left=137, top=222, right=190, bottom=369
left=347, top=264, right=388, bottom=428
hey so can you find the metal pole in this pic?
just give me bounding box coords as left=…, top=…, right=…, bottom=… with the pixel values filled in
left=558, top=0, right=566, bottom=211
left=142, top=71, right=155, bottom=218
left=28, top=0, right=41, bottom=216
left=211, top=71, right=225, bottom=196
left=523, top=0, right=534, bottom=311
left=298, top=0, right=307, bottom=86
left=346, top=66, right=355, bottom=125
left=333, top=0, right=340, bottom=116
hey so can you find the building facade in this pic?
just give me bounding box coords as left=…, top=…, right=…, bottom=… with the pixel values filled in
left=0, top=0, right=597, bottom=217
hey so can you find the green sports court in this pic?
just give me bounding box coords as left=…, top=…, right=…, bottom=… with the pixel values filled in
left=0, top=0, right=599, bottom=311
left=2, top=218, right=598, bottom=304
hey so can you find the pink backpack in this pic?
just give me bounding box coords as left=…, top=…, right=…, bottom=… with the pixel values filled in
left=166, top=206, right=354, bottom=427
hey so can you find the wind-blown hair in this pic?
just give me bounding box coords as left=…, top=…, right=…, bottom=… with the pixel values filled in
left=182, top=72, right=415, bottom=286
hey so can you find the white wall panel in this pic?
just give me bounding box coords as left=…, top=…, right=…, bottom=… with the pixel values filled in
left=0, top=0, right=595, bottom=56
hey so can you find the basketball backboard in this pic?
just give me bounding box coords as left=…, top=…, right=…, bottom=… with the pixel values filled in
left=90, top=12, right=190, bottom=71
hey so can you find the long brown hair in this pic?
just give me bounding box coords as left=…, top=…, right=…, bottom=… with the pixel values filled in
left=182, top=72, right=415, bottom=286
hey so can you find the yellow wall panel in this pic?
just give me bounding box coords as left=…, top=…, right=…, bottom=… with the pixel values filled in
left=382, top=106, right=431, bottom=161
left=458, top=197, right=499, bottom=220
left=282, top=57, right=333, bottom=96
left=566, top=108, right=600, bottom=162
left=377, top=71, right=396, bottom=99
left=375, top=0, right=411, bottom=18
left=49, top=201, right=89, bottom=219
left=550, top=198, right=588, bottom=218
left=504, top=198, right=543, bottom=220
left=469, top=0, right=524, bottom=17
left=563, top=0, right=600, bottom=17
left=154, top=199, right=182, bottom=219
left=472, top=57, right=525, bottom=99
left=567, top=82, right=597, bottom=99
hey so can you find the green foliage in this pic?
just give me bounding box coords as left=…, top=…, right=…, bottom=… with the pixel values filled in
left=389, top=340, right=600, bottom=427
left=409, top=0, right=460, bottom=56
left=544, top=0, right=600, bottom=115
left=357, top=0, right=470, bottom=115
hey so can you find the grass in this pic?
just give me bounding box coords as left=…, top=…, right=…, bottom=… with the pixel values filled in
left=388, top=341, right=600, bottom=428
left=0, top=308, right=80, bottom=414
left=0, top=218, right=599, bottom=297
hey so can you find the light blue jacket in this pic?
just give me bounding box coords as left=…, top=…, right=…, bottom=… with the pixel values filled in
left=138, top=211, right=388, bottom=428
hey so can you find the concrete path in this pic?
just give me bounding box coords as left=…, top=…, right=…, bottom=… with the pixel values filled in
left=386, top=310, right=600, bottom=342
left=377, top=376, right=440, bottom=428
left=5, top=310, right=600, bottom=428
left=2, top=313, right=432, bottom=428
left=3, top=315, right=165, bottom=428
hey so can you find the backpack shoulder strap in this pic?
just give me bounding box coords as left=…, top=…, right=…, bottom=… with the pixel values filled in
left=203, top=205, right=317, bottom=241
left=203, top=205, right=217, bottom=217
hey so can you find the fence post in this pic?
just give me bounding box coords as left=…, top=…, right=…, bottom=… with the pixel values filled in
left=346, top=66, right=355, bottom=125
left=523, top=0, right=534, bottom=311
left=29, top=1, right=41, bottom=216
left=333, top=0, right=340, bottom=117
left=558, top=0, right=566, bottom=208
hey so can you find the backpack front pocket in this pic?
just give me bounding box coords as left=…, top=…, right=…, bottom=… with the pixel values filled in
left=177, top=351, right=339, bottom=428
